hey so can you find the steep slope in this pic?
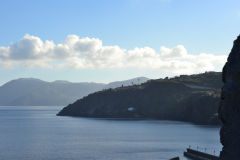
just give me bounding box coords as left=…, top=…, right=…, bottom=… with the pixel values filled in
left=58, top=72, right=222, bottom=125
left=219, top=35, right=240, bottom=159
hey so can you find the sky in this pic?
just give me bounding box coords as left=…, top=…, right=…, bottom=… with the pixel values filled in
left=0, top=0, right=240, bottom=85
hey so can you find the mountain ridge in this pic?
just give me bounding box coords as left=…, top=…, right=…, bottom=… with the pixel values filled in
left=0, top=77, right=149, bottom=106
left=58, top=72, right=222, bottom=125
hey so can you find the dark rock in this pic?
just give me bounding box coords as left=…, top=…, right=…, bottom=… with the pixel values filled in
left=219, top=35, right=240, bottom=160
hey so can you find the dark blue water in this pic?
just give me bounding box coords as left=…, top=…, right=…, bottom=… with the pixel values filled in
left=0, top=106, right=221, bottom=160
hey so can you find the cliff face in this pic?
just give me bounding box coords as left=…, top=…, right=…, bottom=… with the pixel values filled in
left=58, top=72, right=222, bottom=125
left=219, top=36, right=240, bottom=159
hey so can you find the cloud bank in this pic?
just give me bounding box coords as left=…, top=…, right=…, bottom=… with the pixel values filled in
left=0, top=34, right=227, bottom=75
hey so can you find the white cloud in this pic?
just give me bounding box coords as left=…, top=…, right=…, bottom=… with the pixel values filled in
left=160, top=45, right=188, bottom=59
left=0, top=34, right=227, bottom=75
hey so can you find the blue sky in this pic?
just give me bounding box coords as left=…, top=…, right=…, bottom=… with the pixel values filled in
left=0, top=0, right=240, bottom=84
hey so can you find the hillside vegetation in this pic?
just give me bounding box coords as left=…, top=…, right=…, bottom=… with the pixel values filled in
left=58, top=72, right=222, bottom=125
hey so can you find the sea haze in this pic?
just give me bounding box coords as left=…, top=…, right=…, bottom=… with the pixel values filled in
left=0, top=106, right=221, bottom=160
left=0, top=77, right=149, bottom=106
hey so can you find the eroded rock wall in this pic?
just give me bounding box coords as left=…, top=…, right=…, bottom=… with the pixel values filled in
left=219, top=35, right=240, bottom=160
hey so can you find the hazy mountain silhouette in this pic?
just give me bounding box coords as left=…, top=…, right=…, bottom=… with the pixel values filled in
left=104, top=77, right=149, bottom=89
left=0, top=77, right=149, bottom=106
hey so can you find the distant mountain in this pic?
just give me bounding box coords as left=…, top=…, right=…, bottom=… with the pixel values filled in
left=105, top=77, right=149, bottom=89
left=0, top=77, right=149, bottom=106
left=58, top=72, right=222, bottom=125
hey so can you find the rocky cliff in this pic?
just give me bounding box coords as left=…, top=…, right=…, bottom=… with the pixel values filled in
left=58, top=72, right=222, bottom=125
left=219, top=35, right=240, bottom=159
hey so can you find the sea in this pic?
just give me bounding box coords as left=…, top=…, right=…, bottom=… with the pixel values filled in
left=0, top=106, right=221, bottom=160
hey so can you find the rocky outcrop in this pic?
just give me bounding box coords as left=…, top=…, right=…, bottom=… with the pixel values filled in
left=219, top=35, right=240, bottom=160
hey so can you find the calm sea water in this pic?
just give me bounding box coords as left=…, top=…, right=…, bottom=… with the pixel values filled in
left=0, top=106, right=221, bottom=160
